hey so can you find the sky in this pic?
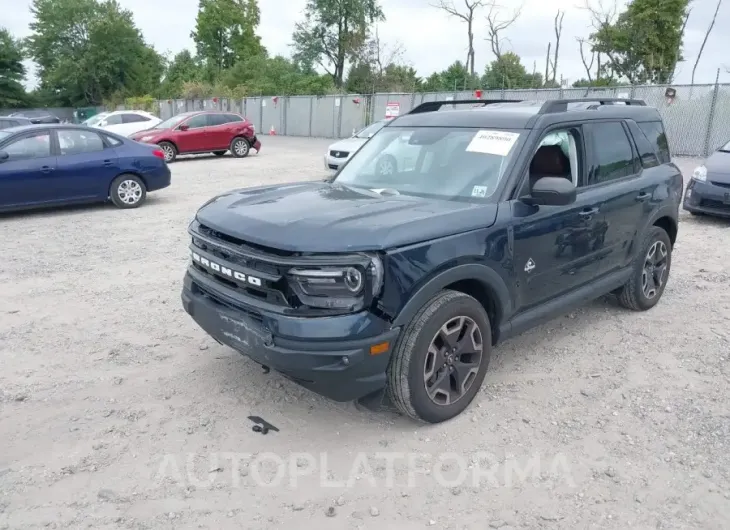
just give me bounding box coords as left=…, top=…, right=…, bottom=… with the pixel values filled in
left=4, top=0, right=730, bottom=90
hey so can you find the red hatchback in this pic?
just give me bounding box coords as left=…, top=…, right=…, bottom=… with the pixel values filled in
left=129, top=111, right=261, bottom=163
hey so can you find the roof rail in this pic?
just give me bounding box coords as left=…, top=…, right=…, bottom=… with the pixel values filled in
left=538, top=98, right=646, bottom=113
left=407, top=99, right=522, bottom=115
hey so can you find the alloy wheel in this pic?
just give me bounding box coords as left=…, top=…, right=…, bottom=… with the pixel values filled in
left=423, top=316, right=484, bottom=406
left=234, top=139, right=249, bottom=156
left=117, top=180, right=143, bottom=205
left=642, top=240, right=668, bottom=299
left=161, top=144, right=175, bottom=162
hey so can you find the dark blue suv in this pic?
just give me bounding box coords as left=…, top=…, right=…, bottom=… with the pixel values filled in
left=181, top=98, right=682, bottom=424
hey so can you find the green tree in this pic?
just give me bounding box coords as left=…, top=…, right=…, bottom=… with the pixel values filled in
left=482, top=53, right=541, bottom=89
left=191, top=0, right=264, bottom=80
left=589, top=0, right=689, bottom=84
left=25, top=0, right=163, bottom=106
left=0, top=28, right=30, bottom=108
left=292, top=0, right=384, bottom=88
left=222, top=54, right=334, bottom=96
left=159, top=50, right=202, bottom=98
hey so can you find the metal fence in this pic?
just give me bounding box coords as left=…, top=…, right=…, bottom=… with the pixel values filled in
left=4, top=84, right=729, bottom=157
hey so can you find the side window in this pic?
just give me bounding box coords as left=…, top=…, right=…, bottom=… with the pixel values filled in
left=0, top=120, right=9, bottom=128
left=105, top=114, right=123, bottom=125
left=588, top=122, right=637, bottom=185
left=527, top=127, right=584, bottom=192
left=224, top=114, right=243, bottom=122
left=122, top=113, right=150, bottom=123
left=3, top=132, right=52, bottom=161
left=57, top=129, right=105, bottom=156
left=208, top=114, right=229, bottom=126
left=102, top=134, right=123, bottom=147
left=638, top=121, right=670, bottom=164
left=627, top=121, right=659, bottom=169
left=184, top=114, right=209, bottom=129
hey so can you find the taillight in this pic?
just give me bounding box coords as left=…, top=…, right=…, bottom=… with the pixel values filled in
left=152, top=149, right=165, bottom=159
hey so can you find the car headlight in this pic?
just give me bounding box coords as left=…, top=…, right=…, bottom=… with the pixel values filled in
left=692, top=165, right=707, bottom=181
left=288, top=255, right=384, bottom=310
left=140, top=135, right=154, bottom=142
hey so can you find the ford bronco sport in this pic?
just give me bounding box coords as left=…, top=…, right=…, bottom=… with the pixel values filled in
left=181, top=98, right=682, bottom=424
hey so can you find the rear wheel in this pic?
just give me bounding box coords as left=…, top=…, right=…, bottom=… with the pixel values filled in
left=158, top=141, right=177, bottom=163
left=387, top=290, right=491, bottom=424
left=213, top=150, right=227, bottom=156
left=110, top=174, right=147, bottom=209
left=616, top=226, right=672, bottom=311
left=230, top=137, right=250, bottom=158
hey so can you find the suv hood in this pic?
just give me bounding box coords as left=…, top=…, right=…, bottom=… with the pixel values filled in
left=195, top=182, right=499, bottom=252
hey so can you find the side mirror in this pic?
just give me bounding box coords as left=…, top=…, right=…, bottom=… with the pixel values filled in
left=526, top=177, right=576, bottom=206
left=0, top=151, right=8, bottom=162
left=179, top=124, right=189, bottom=131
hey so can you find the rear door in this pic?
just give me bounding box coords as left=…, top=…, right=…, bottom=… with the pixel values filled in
left=53, top=128, right=120, bottom=200
left=0, top=129, right=57, bottom=208
left=582, top=120, right=647, bottom=274
left=175, top=113, right=212, bottom=152
left=206, top=113, right=235, bottom=149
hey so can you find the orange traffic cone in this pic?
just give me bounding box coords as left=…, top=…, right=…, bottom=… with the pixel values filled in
left=269, top=124, right=277, bottom=135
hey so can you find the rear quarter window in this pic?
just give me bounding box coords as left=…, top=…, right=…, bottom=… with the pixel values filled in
left=638, top=121, right=670, bottom=164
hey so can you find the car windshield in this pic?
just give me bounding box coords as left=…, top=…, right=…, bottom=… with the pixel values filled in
left=354, top=121, right=386, bottom=138
left=155, top=114, right=190, bottom=129
left=83, top=113, right=108, bottom=126
left=334, top=126, right=524, bottom=202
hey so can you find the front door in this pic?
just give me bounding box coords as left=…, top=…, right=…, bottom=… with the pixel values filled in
left=0, top=130, right=57, bottom=208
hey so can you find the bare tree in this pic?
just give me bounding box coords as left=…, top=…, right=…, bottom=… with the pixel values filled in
left=552, top=10, right=565, bottom=84
left=668, top=7, right=692, bottom=83
left=581, top=0, right=631, bottom=82
left=544, top=42, right=551, bottom=84
left=485, top=1, right=522, bottom=60
left=691, top=0, right=722, bottom=85
left=432, top=0, right=485, bottom=75
left=577, top=37, right=600, bottom=83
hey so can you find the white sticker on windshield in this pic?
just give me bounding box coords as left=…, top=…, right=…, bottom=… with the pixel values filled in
left=466, top=130, right=520, bottom=156
left=471, top=185, right=488, bottom=198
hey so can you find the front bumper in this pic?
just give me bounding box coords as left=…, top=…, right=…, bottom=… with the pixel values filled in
left=683, top=179, right=730, bottom=218
left=251, top=135, right=261, bottom=152
left=324, top=153, right=350, bottom=171
left=181, top=272, right=400, bottom=402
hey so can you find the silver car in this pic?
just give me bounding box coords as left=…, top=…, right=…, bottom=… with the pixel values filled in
left=325, top=120, right=388, bottom=171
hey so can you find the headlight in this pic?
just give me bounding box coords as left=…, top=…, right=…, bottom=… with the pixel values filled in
left=692, top=165, right=707, bottom=181
left=140, top=135, right=154, bottom=142
left=288, top=255, right=384, bottom=310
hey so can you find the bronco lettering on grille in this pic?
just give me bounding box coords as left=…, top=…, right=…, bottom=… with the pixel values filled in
left=191, top=250, right=262, bottom=286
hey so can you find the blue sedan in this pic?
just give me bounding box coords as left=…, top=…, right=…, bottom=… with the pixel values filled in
left=0, top=124, right=171, bottom=212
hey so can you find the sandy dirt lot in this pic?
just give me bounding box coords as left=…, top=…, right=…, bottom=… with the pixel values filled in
left=1, top=137, right=729, bottom=530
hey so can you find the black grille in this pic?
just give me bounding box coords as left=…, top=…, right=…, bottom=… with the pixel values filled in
left=710, top=180, right=730, bottom=189
left=328, top=163, right=338, bottom=170
left=700, top=198, right=730, bottom=211
left=329, top=150, right=349, bottom=158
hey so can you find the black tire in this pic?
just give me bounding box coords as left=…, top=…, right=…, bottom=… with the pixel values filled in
left=213, top=150, right=227, bottom=156
left=616, top=225, right=672, bottom=311
left=689, top=211, right=701, bottom=216
left=158, top=141, right=177, bottom=163
left=387, top=290, right=492, bottom=424
left=110, top=174, right=147, bottom=209
left=230, top=137, right=250, bottom=158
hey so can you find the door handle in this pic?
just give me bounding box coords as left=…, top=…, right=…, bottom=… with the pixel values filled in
left=635, top=192, right=651, bottom=202
left=103, top=159, right=114, bottom=167
left=40, top=165, right=53, bottom=174
left=579, top=207, right=599, bottom=217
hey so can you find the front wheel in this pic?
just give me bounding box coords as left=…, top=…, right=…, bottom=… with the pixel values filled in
left=230, top=137, right=250, bottom=158
left=616, top=226, right=672, bottom=311
left=387, top=290, right=492, bottom=424
left=110, top=174, right=147, bottom=209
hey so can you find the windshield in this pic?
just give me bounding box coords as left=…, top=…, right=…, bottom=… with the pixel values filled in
left=83, top=113, right=109, bottom=126
left=334, top=126, right=524, bottom=202
left=155, top=114, right=189, bottom=129
left=355, top=121, right=386, bottom=139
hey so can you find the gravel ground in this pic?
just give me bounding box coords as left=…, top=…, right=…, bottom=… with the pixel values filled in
left=1, top=137, right=729, bottom=530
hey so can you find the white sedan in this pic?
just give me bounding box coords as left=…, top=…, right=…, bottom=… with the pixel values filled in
left=84, top=110, right=162, bottom=137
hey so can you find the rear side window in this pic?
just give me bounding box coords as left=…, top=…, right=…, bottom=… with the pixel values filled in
left=122, top=113, right=151, bottom=123
left=105, top=114, right=123, bottom=125
left=57, top=129, right=105, bottom=155
left=102, top=134, right=123, bottom=146
left=208, top=114, right=229, bottom=126
left=626, top=121, right=659, bottom=169
left=224, top=114, right=243, bottom=122
left=589, top=122, right=637, bottom=185
left=638, top=121, right=670, bottom=164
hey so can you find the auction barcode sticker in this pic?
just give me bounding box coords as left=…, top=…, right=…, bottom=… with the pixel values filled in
left=466, top=130, right=520, bottom=156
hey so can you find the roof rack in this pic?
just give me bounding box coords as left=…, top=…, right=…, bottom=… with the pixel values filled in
left=538, top=98, right=646, bottom=113
left=407, top=99, right=522, bottom=115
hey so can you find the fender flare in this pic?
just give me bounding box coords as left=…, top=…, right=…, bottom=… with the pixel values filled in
left=642, top=204, right=678, bottom=244
left=391, top=263, right=513, bottom=334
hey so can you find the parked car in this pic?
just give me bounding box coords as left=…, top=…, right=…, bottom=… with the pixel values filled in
left=129, top=111, right=260, bottom=163
left=8, top=110, right=61, bottom=124
left=87, top=109, right=162, bottom=137
left=325, top=120, right=387, bottom=171
left=181, top=98, right=681, bottom=424
left=0, top=124, right=171, bottom=212
left=0, top=116, right=33, bottom=129
left=683, top=139, right=730, bottom=218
